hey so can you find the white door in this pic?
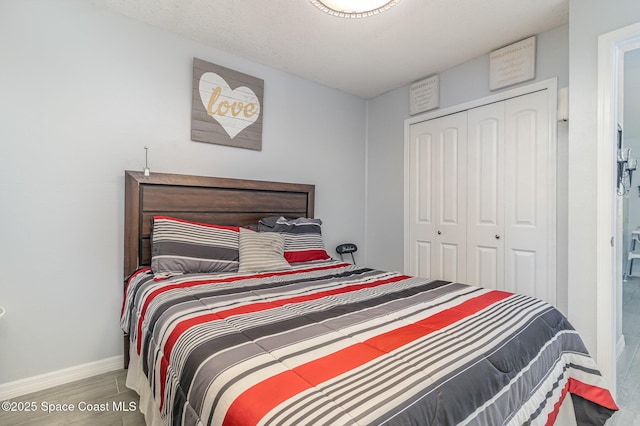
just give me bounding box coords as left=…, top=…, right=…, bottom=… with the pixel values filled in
left=504, top=90, right=554, bottom=304
left=407, top=112, right=467, bottom=282
left=465, top=90, right=554, bottom=303
left=466, top=101, right=505, bottom=290
left=406, top=89, right=555, bottom=305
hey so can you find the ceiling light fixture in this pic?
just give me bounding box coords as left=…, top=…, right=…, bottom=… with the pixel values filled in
left=309, top=0, right=400, bottom=18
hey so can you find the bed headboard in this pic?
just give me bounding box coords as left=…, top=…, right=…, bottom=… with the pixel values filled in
left=124, top=170, right=316, bottom=279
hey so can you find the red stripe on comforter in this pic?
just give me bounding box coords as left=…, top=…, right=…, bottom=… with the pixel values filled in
left=569, top=378, right=618, bottom=411
left=135, top=263, right=346, bottom=354
left=222, top=290, right=511, bottom=426
left=120, top=267, right=151, bottom=318
left=158, top=270, right=411, bottom=411
left=546, top=378, right=619, bottom=426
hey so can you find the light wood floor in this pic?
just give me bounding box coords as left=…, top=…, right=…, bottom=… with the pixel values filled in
left=0, top=369, right=145, bottom=426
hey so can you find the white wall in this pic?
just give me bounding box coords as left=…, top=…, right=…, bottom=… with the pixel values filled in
left=567, top=0, right=640, bottom=360
left=365, top=25, right=570, bottom=305
left=0, top=0, right=366, bottom=385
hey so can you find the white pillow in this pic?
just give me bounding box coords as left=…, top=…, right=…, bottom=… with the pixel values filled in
left=238, top=228, right=291, bottom=273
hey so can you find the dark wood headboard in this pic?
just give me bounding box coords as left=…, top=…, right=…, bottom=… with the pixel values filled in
left=122, top=171, right=315, bottom=367
left=124, top=170, right=316, bottom=279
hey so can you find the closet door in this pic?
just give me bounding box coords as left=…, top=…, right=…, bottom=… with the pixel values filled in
left=407, top=112, right=467, bottom=282
left=466, top=102, right=505, bottom=289
left=405, top=87, right=555, bottom=304
left=504, top=90, right=554, bottom=304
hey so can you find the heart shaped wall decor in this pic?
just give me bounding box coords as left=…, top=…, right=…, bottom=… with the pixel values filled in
left=198, top=72, right=261, bottom=139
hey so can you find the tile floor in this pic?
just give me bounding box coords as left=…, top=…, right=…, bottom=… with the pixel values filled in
left=609, top=277, right=640, bottom=425
left=1, top=281, right=639, bottom=425
left=0, top=369, right=145, bottom=426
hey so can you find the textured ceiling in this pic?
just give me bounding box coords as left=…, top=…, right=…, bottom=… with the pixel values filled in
left=89, top=0, right=569, bottom=99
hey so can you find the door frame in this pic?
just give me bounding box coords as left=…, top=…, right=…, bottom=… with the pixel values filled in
left=403, top=78, right=558, bottom=294
left=596, top=20, right=640, bottom=396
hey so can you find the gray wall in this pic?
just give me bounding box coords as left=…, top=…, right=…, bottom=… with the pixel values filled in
left=0, top=0, right=367, bottom=385
left=364, top=25, right=570, bottom=311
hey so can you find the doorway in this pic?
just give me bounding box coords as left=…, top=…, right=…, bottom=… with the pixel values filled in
left=616, top=47, right=640, bottom=416
left=597, top=20, right=640, bottom=410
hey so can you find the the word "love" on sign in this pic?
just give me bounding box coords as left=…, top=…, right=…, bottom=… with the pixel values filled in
left=199, top=72, right=261, bottom=139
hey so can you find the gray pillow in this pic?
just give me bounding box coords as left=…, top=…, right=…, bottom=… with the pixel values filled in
left=151, top=216, right=239, bottom=278
left=257, top=216, right=330, bottom=263
left=238, top=228, right=291, bottom=273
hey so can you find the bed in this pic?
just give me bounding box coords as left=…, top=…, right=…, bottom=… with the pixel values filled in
left=121, top=170, right=617, bottom=426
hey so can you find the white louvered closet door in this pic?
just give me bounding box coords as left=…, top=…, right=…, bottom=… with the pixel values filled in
left=407, top=111, right=467, bottom=282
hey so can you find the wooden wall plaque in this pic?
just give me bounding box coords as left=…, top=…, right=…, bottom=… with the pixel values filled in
left=191, top=58, right=264, bottom=150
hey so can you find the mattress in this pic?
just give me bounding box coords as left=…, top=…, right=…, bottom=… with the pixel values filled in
left=121, top=260, right=617, bottom=425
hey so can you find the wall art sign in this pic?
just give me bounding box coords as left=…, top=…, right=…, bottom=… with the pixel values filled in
left=409, top=74, right=439, bottom=115
left=489, top=36, right=536, bottom=91
left=191, top=58, right=264, bottom=150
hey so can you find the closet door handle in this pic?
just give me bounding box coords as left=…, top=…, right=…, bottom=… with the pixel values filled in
left=495, top=234, right=501, bottom=240
left=437, top=231, right=442, bottom=235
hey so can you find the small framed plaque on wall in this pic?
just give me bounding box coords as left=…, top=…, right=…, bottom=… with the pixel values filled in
left=191, top=58, right=264, bottom=150
left=489, top=36, right=536, bottom=91
left=409, top=74, right=439, bottom=115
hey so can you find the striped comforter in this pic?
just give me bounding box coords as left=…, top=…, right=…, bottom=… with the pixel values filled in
left=121, top=261, right=617, bottom=426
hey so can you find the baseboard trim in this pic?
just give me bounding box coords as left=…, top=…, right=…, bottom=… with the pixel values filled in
left=616, top=334, right=626, bottom=360
left=0, top=355, right=124, bottom=401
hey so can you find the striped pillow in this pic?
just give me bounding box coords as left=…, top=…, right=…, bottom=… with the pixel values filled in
left=258, top=217, right=331, bottom=263
left=238, top=228, right=291, bottom=273
left=151, top=216, right=239, bottom=278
